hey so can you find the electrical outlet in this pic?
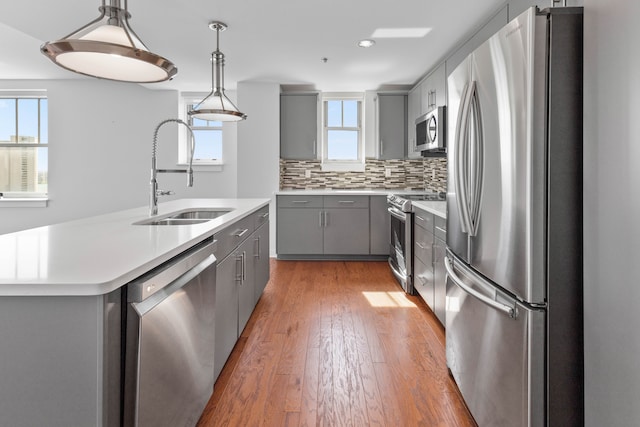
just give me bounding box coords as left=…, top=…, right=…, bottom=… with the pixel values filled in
left=385, top=168, right=392, bottom=178
left=305, top=169, right=311, bottom=178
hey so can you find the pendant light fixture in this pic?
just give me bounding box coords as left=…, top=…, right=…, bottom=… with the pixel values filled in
left=188, top=21, right=247, bottom=122
left=40, top=0, right=177, bottom=83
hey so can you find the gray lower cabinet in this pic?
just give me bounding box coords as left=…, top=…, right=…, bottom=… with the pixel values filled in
left=370, top=196, right=390, bottom=255
left=413, top=207, right=447, bottom=326
left=254, top=222, right=270, bottom=304
left=323, top=207, right=369, bottom=254
left=277, top=195, right=376, bottom=257
left=214, top=207, right=270, bottom=380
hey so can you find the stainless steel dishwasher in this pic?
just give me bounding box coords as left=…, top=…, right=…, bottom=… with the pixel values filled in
left=124, top=238, right=216, bottom=427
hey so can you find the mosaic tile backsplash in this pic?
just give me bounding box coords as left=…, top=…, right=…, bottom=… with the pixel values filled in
left=280, top=158, right=447, bottom=192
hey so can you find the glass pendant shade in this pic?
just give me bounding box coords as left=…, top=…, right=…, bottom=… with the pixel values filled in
left=188, top=22, right=246, bottom=122
left=40, top=0, right=177, bottom=83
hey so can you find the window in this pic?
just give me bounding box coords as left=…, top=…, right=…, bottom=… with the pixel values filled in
left=184, top=102, right=223, bottom=165
left=0, top=94, right=48, bottom=198
left=322, top=95, right=363, bottom=163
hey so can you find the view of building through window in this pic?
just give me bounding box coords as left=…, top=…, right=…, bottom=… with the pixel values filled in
left=0, top=97, right=48, bottom=196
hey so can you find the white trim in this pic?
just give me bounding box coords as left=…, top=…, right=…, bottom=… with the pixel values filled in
left=176, top=163, right=224, bottom=172
left=0, top=198, right=48, bottom=208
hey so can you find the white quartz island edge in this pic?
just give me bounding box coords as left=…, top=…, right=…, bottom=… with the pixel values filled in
left=0, top=198, right=270, bottom=296
left=411, top=200, right=446, bottom=219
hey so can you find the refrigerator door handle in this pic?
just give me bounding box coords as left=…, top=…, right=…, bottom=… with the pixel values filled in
left=468, top=82, right=484, bottom=237
left=454, top=82, right=473, bottom=234
left=445, top=256, right=517, bottom=319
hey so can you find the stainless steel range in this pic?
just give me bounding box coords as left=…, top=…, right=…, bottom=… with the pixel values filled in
left=387, top=192, right=444, bottom=294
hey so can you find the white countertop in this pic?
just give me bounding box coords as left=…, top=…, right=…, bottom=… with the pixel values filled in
left=412, top=200, right=447, bottom=219
left=0, top=198, right=269, bottom=297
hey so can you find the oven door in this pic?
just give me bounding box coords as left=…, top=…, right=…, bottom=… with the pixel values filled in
left=388, top=205, right=413, bottom=294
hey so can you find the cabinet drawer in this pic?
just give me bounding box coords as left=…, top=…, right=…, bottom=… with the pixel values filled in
left=434, top=215, right=446, bottom=241
left=414, top=224, right=434, bottom=265
left=413, top=256, right=434, bottom=308
left=253, top=205, right=270, bottom=229
left=323, top=195, right=369, bottom=209
left=214, top=215, right=254, bottom=262
left=414, top=209, right=434, bottom=232
left=277, top=195, right=323, bottom=208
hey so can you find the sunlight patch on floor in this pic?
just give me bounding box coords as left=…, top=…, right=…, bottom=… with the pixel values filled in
left=362, top=291, right=417, bottom=308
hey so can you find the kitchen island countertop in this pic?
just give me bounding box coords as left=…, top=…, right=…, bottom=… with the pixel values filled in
left=0, top=198, right=269, bottom=296
left=412, top=200, right=446, bottom=219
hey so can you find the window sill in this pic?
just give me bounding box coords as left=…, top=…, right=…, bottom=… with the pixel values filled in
left=177, top=163, right=224, bottom=172
left=0, top=198, right=48, bottom=208
left=321, top=162, right=366, bottom=173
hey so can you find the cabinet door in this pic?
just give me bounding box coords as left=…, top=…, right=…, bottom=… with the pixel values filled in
left=414, top=256, right=434, bottom=308
left=432, top=63, right=447, bottom=107
left=370, top=196, right=390, bottom=255
left=407, top=87, right=421, bottom=159
left=214, top=254, right=239, bottom=380
left=433, top=237, right=447, bottom=325
left=378, top=94, right=407, bottom=160
left=277, top=208, right=323, bottom=254
left=323, top=208, right=370, bottom=254
left=237, top=237, right=256, bottom=336
left=280, top=93, right=318, bottom=159
left=253, top=222, right=270, bottom=304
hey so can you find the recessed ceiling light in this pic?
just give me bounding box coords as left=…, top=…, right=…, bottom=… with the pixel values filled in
left=371, top=28, right=432, bottom=38
left=358, top=39, right=376, bottom=48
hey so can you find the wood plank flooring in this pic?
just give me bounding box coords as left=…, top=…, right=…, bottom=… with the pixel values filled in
left=198, top=260, right=476, bottom=427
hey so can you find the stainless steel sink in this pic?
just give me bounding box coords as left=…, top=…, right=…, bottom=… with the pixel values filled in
left=134, top=208, right=234, bottom=226
left=170, top=209, right=233, bottom=220
left=142, top=218, right=210, bottom=226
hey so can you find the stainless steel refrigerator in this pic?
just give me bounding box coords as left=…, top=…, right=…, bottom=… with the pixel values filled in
left=445, top=7, right=583, bottom=427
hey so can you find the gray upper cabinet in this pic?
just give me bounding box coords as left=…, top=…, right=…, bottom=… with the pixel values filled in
left=377, top=94, right=407, bottom=160
left=420, top=63, right=447, bottom=114
left=446, top=5, right=508, bottom=75
left=407, top=87, right=421, bottom=159
left=280, top=93, right=319, bottom=159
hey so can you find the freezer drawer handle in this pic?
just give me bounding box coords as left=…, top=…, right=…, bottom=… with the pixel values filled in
left=444, top=256, right=517, bottom=319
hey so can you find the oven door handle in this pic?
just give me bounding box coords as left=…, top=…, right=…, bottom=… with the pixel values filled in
left=387, top=206, right=408, bottom=222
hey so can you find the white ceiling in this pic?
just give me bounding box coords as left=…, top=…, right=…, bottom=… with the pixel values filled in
left=0, top=0, right=504, bottom=92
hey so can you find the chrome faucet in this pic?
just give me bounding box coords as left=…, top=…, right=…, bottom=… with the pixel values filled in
left=150, top=119, right=195, bottom=216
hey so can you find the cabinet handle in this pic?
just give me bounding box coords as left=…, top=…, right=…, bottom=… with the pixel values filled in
left=292, top=200, right=309, bottom=204
left=319, top=211, right=323, bottom=228
left=235, top=253, right=243, bottom=283
left=313, top=139, right=317, bottom=156
left=254, top=236, right=260, bottom=258
left=324, top=211, right=329, bottom=227
left=380, top=139, right=384, bottom=156
left=260, top=212, right=269, bottom=219
left=338, top=200, right=355, bottom=204
left=242, top=251, right=246, bottom=282
left=234, top=228, right=249, bottom=238
left=416, top=242, right=426, bottom=250
left=415, top=215, right=426, bottom=222
left=435, top=226, right=446, bottom=234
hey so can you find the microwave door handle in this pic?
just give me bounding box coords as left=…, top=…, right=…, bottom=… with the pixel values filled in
left=445, top=256, right=517, bottom=319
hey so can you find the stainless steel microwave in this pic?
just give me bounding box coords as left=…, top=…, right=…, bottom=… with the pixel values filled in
left=415, top=106, right=446, bottom=154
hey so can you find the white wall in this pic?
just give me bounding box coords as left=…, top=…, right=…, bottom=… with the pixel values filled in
left=237, top=82, right=280, bottom=255
left=0, top=80, right=238, bottom=235
left=583, top=0, right=640, bottom=425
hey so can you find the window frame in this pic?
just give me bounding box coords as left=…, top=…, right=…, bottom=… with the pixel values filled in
left=0, top=92, right=48, bottom=202
left=321, top=93, right=364, bottom=167
left=181, top=96, right=224, bottom=167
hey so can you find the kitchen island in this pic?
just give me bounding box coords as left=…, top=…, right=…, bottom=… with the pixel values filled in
left=0, top=198, right=270, bottom=427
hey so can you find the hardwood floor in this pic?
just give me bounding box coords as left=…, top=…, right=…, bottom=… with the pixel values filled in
left=198, top=260, right=476, bottom=427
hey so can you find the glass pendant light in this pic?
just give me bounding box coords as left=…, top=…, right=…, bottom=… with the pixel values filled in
left=40, top=0, right=177, bottom=83
left=188, top=21, right=247, bottom=122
